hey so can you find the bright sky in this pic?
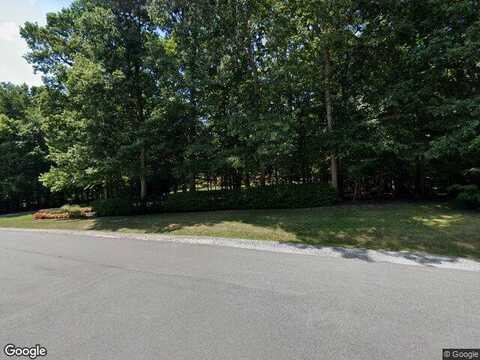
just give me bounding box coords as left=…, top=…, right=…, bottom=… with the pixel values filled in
left=0, top=0, right=72, bottom=86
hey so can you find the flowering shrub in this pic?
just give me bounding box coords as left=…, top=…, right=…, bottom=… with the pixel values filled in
left=33, top=205, right=93, bottom=220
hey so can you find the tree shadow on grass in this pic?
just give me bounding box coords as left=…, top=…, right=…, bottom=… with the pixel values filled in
left=88, top=203, right=480, bottom=263
left=0, top=211, right=34, bottom=218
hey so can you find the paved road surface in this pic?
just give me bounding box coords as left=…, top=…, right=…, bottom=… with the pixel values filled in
left=0, top=229, right=478, bottom=360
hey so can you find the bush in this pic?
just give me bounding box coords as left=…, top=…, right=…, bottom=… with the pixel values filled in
left=33, top=205, right=92, bottom=220
left=89, top=185, right=337, bottom=216
left=161, top=184, right=337, bottom=212
left=61, top=204, right=93, bottom=218
left=33, top=208, right=70, bottom=220
left=92, top=198, right=134, bottom=217
left=454, top=185, right=480, bottom=210
left=447, top=184, right=470, bottom=197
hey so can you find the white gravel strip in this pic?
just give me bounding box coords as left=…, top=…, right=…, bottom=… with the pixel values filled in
left=2, top=227, right=480, bottom=272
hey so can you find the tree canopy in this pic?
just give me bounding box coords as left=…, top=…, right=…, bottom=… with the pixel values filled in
left=0, top=0, right=478, bottom=211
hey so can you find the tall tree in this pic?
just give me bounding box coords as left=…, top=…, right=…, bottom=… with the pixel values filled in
left=288, top=0, right=360, bottom=191
left=22, top=0, right=173, bottom=200
left=0, top=83, right=50, bottom=211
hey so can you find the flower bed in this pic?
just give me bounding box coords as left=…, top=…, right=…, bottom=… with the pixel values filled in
left=33, top=205, right=93, bottom=220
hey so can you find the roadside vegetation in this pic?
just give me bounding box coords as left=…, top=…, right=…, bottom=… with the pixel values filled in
left=1, top=1, right=479, bottom=215
left=0, top=1, right=478, bottom=259
left=32, top=205, right=93, bottom=220
left=1, top=202, right=479, bottom=259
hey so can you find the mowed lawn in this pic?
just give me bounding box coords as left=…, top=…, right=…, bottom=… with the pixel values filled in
left=0, top=202, right=479, bottom=258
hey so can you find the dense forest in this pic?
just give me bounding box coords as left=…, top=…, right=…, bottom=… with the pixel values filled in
left=0, top=0, right=479, bottom=213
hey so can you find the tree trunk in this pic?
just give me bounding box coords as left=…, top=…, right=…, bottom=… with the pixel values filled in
left=415, top=155, right=425, bottom=198
left=140, top=147, right=147, bottom=200
left=189, top=175, right=196, bottom=192
left=324, top=48, right=339, bottom=190
left=244, top=172, right=251, bottom=188
left=260, top=171, right=266, bottom=187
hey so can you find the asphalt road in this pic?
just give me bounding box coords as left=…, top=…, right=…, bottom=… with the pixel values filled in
left=0, top=229, right=478, bottom=360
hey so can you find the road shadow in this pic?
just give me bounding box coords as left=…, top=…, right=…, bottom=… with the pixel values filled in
left=274, top=241, right=462, bottom=265
left=331, top=247, right=374, bottom=262
left=376, top=250, right=459, bottom=265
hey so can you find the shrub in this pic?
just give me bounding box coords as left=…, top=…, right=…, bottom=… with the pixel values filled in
left=86, top=185, right=337, bottom=216
left=33, top=205, right=93, bottom=220
left=33, top=209, right=70, bottom=220
left=161, top=184, right=337, bottom=212
left=447, top=184, right=470, bottom=197
left=92, top=198, right=134, bottom=217
left=454, top=185, right=480, bottom=210
left=61, top=205, right=93, bottom=218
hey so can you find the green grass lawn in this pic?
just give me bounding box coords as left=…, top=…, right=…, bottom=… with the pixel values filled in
left=1, top=202, right=479, bottom=258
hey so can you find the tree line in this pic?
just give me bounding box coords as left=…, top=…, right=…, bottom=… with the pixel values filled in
left=1, top=0, right=479, bottom=212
